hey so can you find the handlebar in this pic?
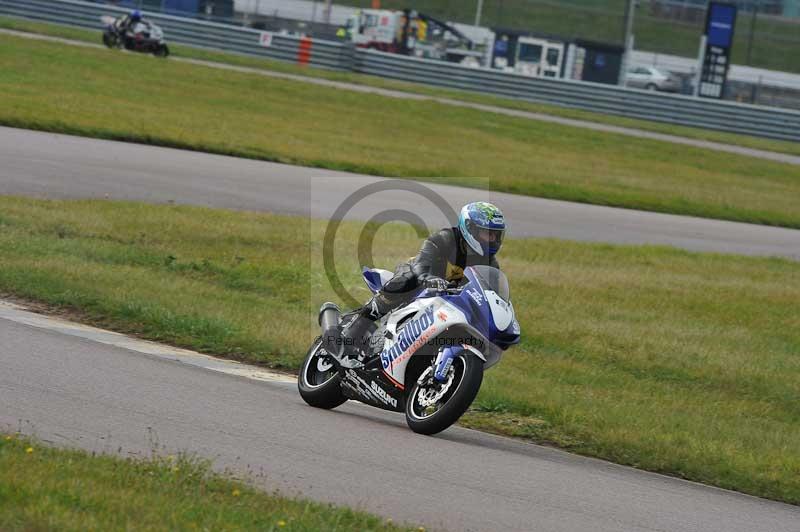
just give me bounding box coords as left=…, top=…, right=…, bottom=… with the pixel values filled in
left=423, top=284, right=463, bottom=295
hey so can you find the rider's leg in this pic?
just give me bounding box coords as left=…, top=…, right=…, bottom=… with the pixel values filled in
left=340, top=293, right=393, bottom=351
left=341, top=263, right=420, bottom=352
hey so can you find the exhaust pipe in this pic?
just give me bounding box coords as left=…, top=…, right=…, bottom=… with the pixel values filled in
left=318, top=302, right=342, bottom=356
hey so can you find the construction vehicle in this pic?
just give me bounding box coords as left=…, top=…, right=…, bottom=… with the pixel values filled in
left=339, top=8, right=486, bottom=65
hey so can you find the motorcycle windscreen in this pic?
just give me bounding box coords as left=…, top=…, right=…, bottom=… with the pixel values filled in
left=467, top=265, right=510, bottom=303
left=461, top=265, right=517, bottom=344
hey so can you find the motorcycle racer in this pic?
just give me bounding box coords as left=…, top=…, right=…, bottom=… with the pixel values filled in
left=324, top=201, right=507, bottom=356
left=115, top=9, right=144, bottom=36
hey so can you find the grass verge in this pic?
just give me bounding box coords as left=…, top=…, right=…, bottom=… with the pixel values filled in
left=0, top=196, right=798, bottom=504
left=3, top=14, right=800, bottom=163
left=2, top=32, right=800, bottom=228
left=0, top=433, right=412, bottom=531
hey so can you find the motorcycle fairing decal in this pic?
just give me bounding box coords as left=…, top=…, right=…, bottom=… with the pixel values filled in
left=382, top=370, right=405, bottom=390
left=380, top=305, right=435, bottom=371
left=459, top=267, right=500, bottom=339
left=370, top=379, right=398, bottom=408
left=485, top=290, right=513, bottom=331
left=382, top=300, right=468, bottom=386
left=341, top=368, right=404, bottom=412
left=466, top=287, right=484, bottom=307
left=361, top=267, right=393, bottom=294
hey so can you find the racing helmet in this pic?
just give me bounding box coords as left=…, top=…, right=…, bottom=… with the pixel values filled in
left=130, top=10, right=142, bottom=22
left=458, top=202, right=506, bottom=257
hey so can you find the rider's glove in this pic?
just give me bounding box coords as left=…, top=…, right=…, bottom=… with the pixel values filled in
left=424, top=277, right=449, bottom=292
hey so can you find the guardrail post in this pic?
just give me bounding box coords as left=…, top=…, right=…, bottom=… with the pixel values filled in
left=297, top=36, right=313, bottom=66
left=338, top=41, right=356, bottom=72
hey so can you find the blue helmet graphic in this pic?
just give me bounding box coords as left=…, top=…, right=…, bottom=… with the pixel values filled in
left=458, top=202, right=506, bottom=257
left=130, top=9, right=142, bottom=21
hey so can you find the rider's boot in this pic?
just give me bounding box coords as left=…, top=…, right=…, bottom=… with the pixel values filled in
left=341, top=295, right=390, bottom=358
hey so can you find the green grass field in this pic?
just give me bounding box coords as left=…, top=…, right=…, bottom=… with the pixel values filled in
left=3, top=15, right=800, bottom=159
left=2, top=33, right=800, bottom=230
left=0, top=433, right=412, bottom=531
left=338, top=0, right=800, bottom=73
left=1, top=196, right=798, bottom=504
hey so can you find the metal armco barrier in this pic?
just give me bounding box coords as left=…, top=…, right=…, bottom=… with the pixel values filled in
left=0, top=0, right=349, bottom=70
left=352, top=51, right=800, bottom=142
left=2, top=0, right=800, bottom=142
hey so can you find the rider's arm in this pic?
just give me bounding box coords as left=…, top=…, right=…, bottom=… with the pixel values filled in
left=410, top=229, right=450, bottom=282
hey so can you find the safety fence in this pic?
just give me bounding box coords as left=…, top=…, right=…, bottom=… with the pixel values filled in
left=2, top=0, right=799, bottom=141
left=354, top=50, right=800, bottom=142
left=0, top=0, right=349, bottom=69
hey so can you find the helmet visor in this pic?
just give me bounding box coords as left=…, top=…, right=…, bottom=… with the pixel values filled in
left=466, top=222, right=504, bottom=254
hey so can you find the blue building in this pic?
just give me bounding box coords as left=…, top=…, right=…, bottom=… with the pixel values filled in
left=674, top=0, right=797, bottom=15
left=110, top=0, right=233, bottom=18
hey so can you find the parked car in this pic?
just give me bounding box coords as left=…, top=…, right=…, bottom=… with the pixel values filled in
left=625, top=66, right=680, bottom=92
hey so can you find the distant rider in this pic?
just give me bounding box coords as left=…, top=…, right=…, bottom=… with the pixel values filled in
left=326, top=201, right=507, bottom=355
left=115, top=9, right=145, bottom=37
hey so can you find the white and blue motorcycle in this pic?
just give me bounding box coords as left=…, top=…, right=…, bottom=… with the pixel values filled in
left=299, top=265, right=520, bottom=435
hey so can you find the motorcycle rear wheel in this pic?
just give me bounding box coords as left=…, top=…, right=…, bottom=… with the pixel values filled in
left=102, top=32, right=118, bottom=48
left=298, top=337, right=347, bottom=409
left=405, top=353, right=483, bottom=435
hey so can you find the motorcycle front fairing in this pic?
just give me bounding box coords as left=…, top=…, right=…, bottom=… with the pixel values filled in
left=339, top=266, right=519, bottom=412
left=441, top=266, right=521, bottom=368
left=148, top=23, right=165, bottom=41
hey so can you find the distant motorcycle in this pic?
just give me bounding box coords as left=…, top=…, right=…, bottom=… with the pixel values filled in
left=101, top=16, right=169, bottom=57
left=299, top=265, right=521, bottom=435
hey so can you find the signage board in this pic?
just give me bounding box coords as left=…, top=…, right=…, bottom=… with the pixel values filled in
left=698, top=2, right=737, bottom=99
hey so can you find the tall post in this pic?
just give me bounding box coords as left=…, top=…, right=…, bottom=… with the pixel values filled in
left=746, top=1, right=758, bottom=65
left=693, top=34, right=707, bottom=97
left=618, top=0, right=636, bottom=85
left=475, top=0, right=484, bottom=26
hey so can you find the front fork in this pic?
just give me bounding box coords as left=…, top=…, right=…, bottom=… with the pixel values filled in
left=433, top=345, right=463, bottom=382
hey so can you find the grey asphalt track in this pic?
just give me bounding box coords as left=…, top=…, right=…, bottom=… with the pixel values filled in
left=2, top=127, right=799, bottom=260
left=2, top=305, right=799, bottom=532
left=3, top=30, right=800, bottom=531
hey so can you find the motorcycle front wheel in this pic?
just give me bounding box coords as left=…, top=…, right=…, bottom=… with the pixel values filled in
left=153, top=44, right=169, bottom=58
left=405, top=353, right=483, bottom=435
left=298, top=337, right=347, bottom=409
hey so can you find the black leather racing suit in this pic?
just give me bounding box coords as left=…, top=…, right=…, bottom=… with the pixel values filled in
left=115, top=15, right=145, bottom=40
left=365, top=226, right=500, bottom=319
left=335, top=226, right=500, bottom=352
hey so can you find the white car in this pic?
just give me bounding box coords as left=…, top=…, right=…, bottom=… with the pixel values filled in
left=625, top=66, right=681, bottom=92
